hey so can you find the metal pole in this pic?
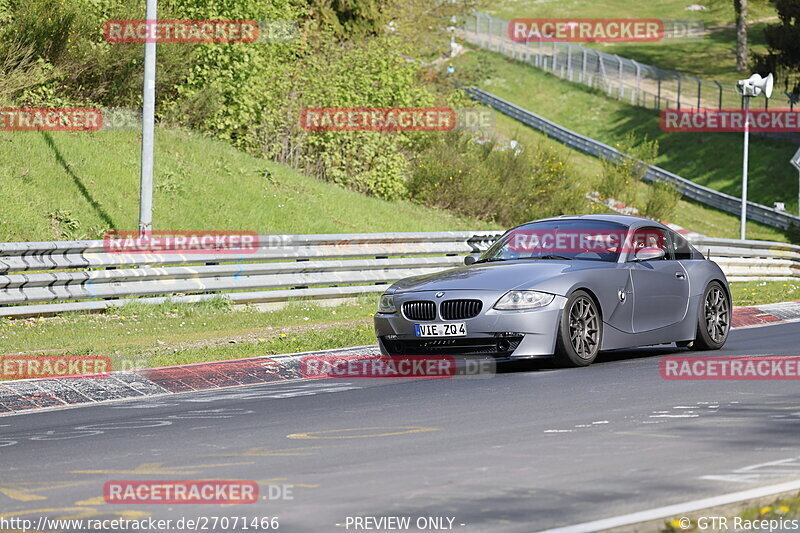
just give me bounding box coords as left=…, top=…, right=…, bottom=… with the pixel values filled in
left=740, top=97, right=750, bottom=240
left=139, top=0, right=157, bottom=236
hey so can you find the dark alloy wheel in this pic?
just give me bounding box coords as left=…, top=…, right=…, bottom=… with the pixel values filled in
left=555, top=290, right=602, bottom=367
left=690, top=281, right=730, bottom=350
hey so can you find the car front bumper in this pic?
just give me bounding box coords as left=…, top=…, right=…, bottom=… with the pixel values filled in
left=373, top=290, right=567, bottom=358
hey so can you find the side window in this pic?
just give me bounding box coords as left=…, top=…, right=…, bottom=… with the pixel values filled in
left=669, top=230, right=695, bottom=260
left=629, top=227, right=674, bottom=260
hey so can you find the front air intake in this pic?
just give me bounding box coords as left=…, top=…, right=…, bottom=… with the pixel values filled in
left=403, top=301, right=436, bottom=321
left=440, top=299, right=482, bottom=320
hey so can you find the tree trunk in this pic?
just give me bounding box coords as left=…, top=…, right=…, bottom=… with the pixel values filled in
left=734, top=0, right=748, bottom=72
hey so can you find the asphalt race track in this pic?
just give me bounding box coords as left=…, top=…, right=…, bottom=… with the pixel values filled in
left=2, top=322, right=800, bottom=532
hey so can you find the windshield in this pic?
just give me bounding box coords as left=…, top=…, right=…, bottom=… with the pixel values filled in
left=479, top=220, right=631, bottom=263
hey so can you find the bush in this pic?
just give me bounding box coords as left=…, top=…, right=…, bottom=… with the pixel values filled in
left=597, top=132, right=658, bottom=206
left=407, top=130, right=585, bottom=226
left=641, top=180, right=681, bottom=222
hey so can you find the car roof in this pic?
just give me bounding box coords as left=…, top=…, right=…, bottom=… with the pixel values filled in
left=516, top=214, right=671, bottom=231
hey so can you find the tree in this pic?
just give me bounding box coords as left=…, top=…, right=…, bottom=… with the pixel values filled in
left=735, top=0, right=748, bottom=71
left=755, top=0, right=800, bottom=97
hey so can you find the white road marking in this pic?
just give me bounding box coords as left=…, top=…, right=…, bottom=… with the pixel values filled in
left=702, top=457, right=800, bottom=484
left=537, top=478, right=800, bottom=533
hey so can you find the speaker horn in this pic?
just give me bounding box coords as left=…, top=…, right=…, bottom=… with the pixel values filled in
left=736, top=73, right=774, bottom=98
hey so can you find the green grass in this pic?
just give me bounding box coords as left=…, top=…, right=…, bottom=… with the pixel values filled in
left=0, top=127, right=491, bottom=242
left=489, top=112, right=790, bottom=241
left=455, top=48, right=800, bottom=215
left=483, top=0, right=776, bottom=86
left=0, top=296, right=380, bottom=376
left=730, top=280, right=800, bottom=307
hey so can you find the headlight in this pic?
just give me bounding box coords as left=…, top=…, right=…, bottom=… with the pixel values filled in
left=377, top=294, right=396, bottom=314
left=494, top=291, right=554, bottom=310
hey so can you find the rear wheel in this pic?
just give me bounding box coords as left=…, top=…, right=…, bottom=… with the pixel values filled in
left=690, top=281, right=730, bottom=351
left=555, top=290, right=602, bottom=367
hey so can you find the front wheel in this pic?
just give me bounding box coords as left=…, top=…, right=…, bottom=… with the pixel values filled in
left=690, top=281, right=730, bottom=351
left=555, top=290, right=602, bottom=367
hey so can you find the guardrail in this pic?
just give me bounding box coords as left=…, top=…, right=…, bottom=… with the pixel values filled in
left=692, top=237, right=800, bottom=282
left=466, top=88, right=800, bottom=231
left=0, top=232, right=502, bottom=318
left=0, top=232, right=797, bottom=318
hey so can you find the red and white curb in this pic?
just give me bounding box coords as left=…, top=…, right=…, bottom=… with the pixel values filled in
left=1, top=303, right=799, bottom=415
left=0, top=346, right=378, bottom=415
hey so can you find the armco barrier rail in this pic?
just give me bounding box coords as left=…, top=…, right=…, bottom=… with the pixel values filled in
left=0, top=232, right=502, bottom=318
left=466, top=87, right=800, bottom=231
left=0, top=232, right=798, bottom=318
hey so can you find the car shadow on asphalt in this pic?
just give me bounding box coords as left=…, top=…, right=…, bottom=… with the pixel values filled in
left=495, top=344, right=684, bottom=374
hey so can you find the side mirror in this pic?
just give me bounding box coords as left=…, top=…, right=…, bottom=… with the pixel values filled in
left=634, top=247, right=665, bottom=262
left=464, top=254, right=480, bottom=266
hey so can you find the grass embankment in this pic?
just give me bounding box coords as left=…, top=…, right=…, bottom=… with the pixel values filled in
left=0, top=127, right=490, bottom=242
left=452, top=48, right=796, bottom=241
left=455, top=49, right=799, bottom=213
left=0, top=125, right=490, bottom=365
left=484, top=0, right=775, bottom=87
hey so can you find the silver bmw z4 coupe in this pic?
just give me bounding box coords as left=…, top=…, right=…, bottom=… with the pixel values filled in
left=373, top=215, right=731, bottom=367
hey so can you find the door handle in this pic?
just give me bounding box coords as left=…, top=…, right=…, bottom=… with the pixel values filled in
left=675, top=272, right=686, bottom=279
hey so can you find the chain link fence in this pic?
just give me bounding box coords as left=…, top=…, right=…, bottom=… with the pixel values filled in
left=461, top=12, right=773, bottom=112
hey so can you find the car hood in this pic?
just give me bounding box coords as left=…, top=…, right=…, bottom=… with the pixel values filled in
left=390, top=260, right=613, bottom=294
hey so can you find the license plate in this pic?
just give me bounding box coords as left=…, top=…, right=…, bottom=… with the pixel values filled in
left=414, top=322, right=467, bottom=337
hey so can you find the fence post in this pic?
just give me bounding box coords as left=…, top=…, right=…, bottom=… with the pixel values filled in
left=567, top=44, right=573, bottom=81
left=537, top=37, right=543, bottom=67
left=695, top=76, right=701, bottom=110
left=552, top=41, right=557, bottom=73
left=714, top=80, right=722, bottom=109
left=677, top=72, right=682, bottom=110
left=617, top=55, right=624, bottom=101
left=581, top=48, right=587, bottom=84
left=657, top=76, right=662, bottom=110
left=632, top=60, right=641, bottom=105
